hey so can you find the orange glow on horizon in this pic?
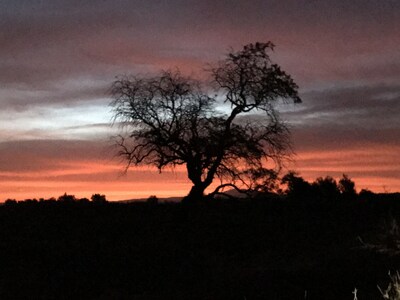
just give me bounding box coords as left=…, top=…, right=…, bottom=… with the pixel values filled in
left=289, top=146, right=400, bottom=193
left=0, top=145, right=399, bottom=202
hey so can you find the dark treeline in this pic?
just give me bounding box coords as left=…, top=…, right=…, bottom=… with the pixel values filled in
left=280, top=172, right=367, bottom=202
left=0, top=173, right=379, bottom=206
left=3, top=192, right=108, bottom=206
left=0, top=179, right=400, bottom=299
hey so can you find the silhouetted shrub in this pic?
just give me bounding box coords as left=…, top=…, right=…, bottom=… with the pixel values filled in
left=46, top=197, right=57, bottom=203
left=359, top=188, right=375, bottom=201
left=23, top=198, right=38, bottom=204
left=78, top=197, right=90, bottom=204
left=281, top=171, right=313, bottom=201
left=4, top=199, right=17, bottom=206
left=57, top=193, right=76, bottom=203
left=91, top=193, right=107, bottom=204
left=339, top=174, right=357, bottom=199
left=312, top=176, right=341, bottom=202
left=146, top=195, right=159, bottom=205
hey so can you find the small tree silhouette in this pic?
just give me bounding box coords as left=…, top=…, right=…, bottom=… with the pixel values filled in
left=281, top=171, right=313, bottom=200
left=339, top=174, right=357, bottom=199
left=91, top=194, right=107, bottom=204
left=78, top=197, right=90, bottom=204
left=312, top=176, right=340, bottom=201
left=57, top=193, right=76, bottom=203
left=4, top=199, right=17, bottom=206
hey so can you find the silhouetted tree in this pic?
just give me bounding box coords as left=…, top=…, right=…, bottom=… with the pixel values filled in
left=281, top=171, right=313, bottom=200
left=23, top=198, right=38, bottom=204
left=57, top=193, right=76, bottom=203
left=111, top=42, right=301, bottom=202
left=91, top=193, right=107, bottom=204
left=4, top=199, right=17, bottom=206
left=312, top=176, right=341, bottom=201
left=338, top=174, right=357, bottom=199
left=359, top=188, right=375, bottom=201
left=47, top=197, right=57, bottom=203
left=78, top=197, right=90, bottom=204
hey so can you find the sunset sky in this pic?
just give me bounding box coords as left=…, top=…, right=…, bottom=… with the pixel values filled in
left=1, top=0, right=399, bottom=201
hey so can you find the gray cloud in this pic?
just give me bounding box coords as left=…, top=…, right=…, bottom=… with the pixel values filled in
left=286, top=83, right=400, bottom=128
left=278, top=84, right=399, bottom=155
left=0, top=82, right=109, bottom=110
left=1, top=0, right=398, bottom=92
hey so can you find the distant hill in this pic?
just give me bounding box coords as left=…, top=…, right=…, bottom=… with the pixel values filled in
left=116, top=196, right=183, bottom=203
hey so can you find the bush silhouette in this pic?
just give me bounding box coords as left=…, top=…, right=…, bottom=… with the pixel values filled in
left=4, top=199, right=17, bottom=206
left=312, top=176, right=340, bottom=202
left=339, top=174, right=357, bottom=199
left=57, top=193, right=76, bottom=203
left=281, top=171, right=313, bottom=201
left=91, top=193, right=107, bottom=204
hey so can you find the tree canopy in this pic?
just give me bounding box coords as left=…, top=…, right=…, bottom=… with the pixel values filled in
left=111, top=42, right=301, bottom=202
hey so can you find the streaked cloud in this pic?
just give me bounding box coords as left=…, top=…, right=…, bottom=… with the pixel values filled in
left=0, top=139, right=191, bottom=200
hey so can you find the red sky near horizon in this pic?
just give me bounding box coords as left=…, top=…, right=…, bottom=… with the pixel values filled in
left=0, top=0, right=399, bottom=201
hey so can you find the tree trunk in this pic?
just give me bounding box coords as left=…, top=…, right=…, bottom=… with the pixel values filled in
left=182, top=184, right=207, bottom=204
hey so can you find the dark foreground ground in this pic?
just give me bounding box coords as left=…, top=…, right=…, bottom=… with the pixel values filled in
left=1, top=195, right=400, bottom=299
